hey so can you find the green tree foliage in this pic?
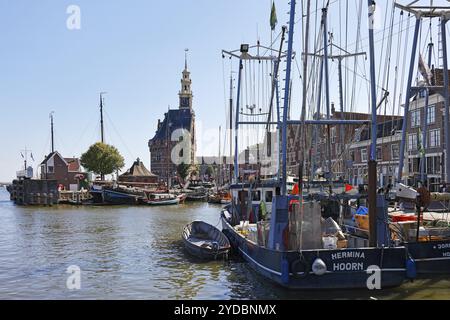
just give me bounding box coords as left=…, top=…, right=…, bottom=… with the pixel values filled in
left=80, top=142, right=125, bottom=177
left=205, top=165, right=214, bottom=177
left=177, top=162, right=191, bottom=180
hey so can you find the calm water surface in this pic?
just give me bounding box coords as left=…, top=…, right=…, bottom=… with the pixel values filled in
left=0, top=187, right=449, bottom=300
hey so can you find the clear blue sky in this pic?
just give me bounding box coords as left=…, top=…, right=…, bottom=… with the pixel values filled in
left=0, top=0, right=448, bottom=181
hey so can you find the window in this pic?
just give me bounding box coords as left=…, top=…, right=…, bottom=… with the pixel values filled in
left=47, top=166, right=54, bottom=173
left=252, top=191, right=261, bottom=201
left=376, top=147, right=382, bottom=161
left=429, top=129, right=441, bottom=148
left=411, top=110, right=421, bottom=127
left=361, top=149, right=368, bottom=162
left=419, top=90, right=427, bottom=99
left=265, top=191, right=273, bottom=203
left=354, top=128, right=361, bottom=142
left=330, top=127, right=336, bottom=143
left=427, top=105, right=436, bottom=124
left=408, top=134, right=418, bottom=151
left=391, top=144, right=400, bottom=160
left=427, top=156, right=441, bottom=174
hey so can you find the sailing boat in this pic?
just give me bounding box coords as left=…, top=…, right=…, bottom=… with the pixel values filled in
left=382, top=2, right=450, bottom=275
left=220, top=1, right=409, bottom=289
left=89, top=93, right=147, bottom=205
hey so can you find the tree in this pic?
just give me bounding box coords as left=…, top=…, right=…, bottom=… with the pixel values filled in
left=177, top=162, right=191, bottom=181
left=80, top=142, right=125, bottom=178
left=190, top=164, right=200, bottom=178
left=205, top=165, right=214, bottom=178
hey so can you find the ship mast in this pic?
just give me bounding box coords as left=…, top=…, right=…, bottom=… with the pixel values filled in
left=100, top=92, right=106, bottom=144
left=229, top=73, right=233, bottom=185
left=50, top=111, right=55, bottom=153
left=99, top=92, right=107, bottom=180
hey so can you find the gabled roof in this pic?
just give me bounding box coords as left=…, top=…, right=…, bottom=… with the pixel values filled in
left=40, top=151, right=68, bottom=166
left=65, top=158, right=82, bottom=172
left=120, top=158, right=157, bottom=177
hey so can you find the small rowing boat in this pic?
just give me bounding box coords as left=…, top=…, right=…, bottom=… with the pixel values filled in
left=182, top=221, right=230, bottom=260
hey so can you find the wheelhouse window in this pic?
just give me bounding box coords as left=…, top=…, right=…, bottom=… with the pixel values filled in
left=265, top=191, right=273, bottom=203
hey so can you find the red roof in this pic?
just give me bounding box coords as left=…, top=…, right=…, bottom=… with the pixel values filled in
left=65, top=158, right=81, bottom=172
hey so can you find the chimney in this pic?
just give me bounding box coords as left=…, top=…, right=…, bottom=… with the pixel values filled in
left=157, top=119, right=161, bottom=130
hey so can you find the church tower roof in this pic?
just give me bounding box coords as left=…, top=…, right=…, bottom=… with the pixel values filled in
left=179, top=49, right=193, bottom=110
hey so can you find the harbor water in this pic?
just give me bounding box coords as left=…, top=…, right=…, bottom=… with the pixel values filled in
left=0, top=187, right=449, bottom=300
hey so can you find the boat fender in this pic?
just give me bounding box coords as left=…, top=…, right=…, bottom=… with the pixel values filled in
left=312, top=258, right=327, bottom=276
left=291, top=257, right=309, bottom=279
left=281, top=259, right=290, bottom=284
left=406, top=258, right=417, bottom=280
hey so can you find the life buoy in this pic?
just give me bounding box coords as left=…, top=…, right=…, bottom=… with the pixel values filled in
left=291, top=256, right=310, bottom=279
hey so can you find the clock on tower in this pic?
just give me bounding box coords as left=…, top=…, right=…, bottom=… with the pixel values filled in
left=180, top=97, right=190, bottom=109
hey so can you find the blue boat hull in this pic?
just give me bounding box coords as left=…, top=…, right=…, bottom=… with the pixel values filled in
left=406, top=241, right=450, bottom=275
left=221, top=215, right=407, bottom=290
left=103, top=189, right=141, bottom=205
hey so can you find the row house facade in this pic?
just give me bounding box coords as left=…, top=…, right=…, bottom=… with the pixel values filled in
left=286, top=105, right=401, bottom=180
left=350, top=68, right=450, bottom=191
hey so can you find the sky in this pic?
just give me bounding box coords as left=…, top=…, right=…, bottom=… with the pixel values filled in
left=0, top=0, right=449, bottom=182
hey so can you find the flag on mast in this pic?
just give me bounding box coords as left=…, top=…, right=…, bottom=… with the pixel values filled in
left=418, top=54, right=432, bottom=86
left=270, top=2, right=278, bottom=31
left=418, top=129, right=425, bottom=157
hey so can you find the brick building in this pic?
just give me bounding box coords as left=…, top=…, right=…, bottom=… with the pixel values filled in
left=148, top=59, right=196, bottom=186
left=349, top=68, right=450, bottom=189
left=286, top=106, right=401, bottom=181
left=400, top=68, right=450, bottom=190
left=40, top=151, right=86, bottom=191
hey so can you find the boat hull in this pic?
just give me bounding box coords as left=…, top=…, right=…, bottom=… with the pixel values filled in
left=145, top=198, right=179, bottom=206
left=183, top=221, right=230, bottom=260
left=221, top=214, right=407, bottom=290
left=182, top=238, right=229, bottom=260
left=186, top=194, right=208, bottom=202
left=406, top=241, right=450, bottom=274
left=103, top=189, right=141, bottom=205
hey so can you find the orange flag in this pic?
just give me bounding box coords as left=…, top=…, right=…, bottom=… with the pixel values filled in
left=292, top=183, right=299, bottom=195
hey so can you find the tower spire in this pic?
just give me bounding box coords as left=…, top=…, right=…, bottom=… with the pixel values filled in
left=179, top=50, right=193, bottom=109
